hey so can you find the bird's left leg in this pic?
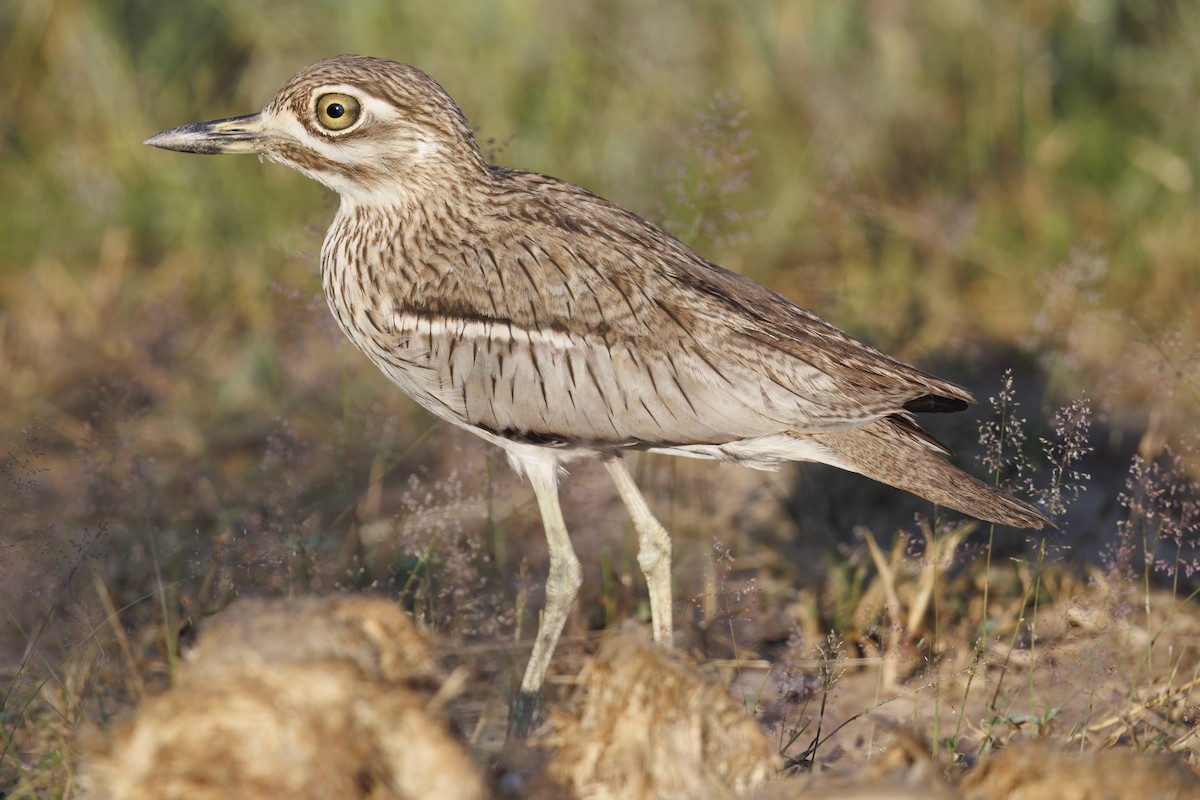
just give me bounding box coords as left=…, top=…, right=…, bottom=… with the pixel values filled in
left=605, top=456, right=674, bottom=646
left=509, top=457, right=582, bottom=737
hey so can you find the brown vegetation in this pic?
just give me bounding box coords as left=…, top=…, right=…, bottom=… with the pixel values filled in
left=78, top=596, right=485, bottom=800
left=534, top=629, right=780, bottom=799
left=960, top=741, right=1200, bottom=800
left=3, top=2, right=1199, bottom=798
left=61, top=586, right=1200, bottom=799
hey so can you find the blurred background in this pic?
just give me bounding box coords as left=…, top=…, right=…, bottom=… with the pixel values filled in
left=1, top=0, right=1198, bottom=789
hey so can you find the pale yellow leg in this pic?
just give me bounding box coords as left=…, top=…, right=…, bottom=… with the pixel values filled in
left=511, top=458, right=582, bottom=735
left=605, top=457, right=674, bottom=646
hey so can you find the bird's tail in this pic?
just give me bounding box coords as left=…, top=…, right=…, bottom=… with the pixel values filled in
left=806, top=416, right=1050, bottom=529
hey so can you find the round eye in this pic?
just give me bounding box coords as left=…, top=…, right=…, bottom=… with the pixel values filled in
left=315, top=93, right=361, bottom=131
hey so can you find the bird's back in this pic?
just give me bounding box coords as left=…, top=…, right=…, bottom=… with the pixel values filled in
left=320, top=166, right=973, bottom=459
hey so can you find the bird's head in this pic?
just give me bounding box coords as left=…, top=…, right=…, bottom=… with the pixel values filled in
left=145, top=55, right=489, bottom=205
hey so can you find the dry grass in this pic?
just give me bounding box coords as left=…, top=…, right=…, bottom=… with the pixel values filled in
left=3, top=1, right=1200, bottom=798
left=959, top=741, right=1200, bottom=800
left=533, top=629, right=780, bottom=799
left=77, top=596, right=485, bottom=800
left=758, top=731, right=1200, bottom=799
left=71, top=602, right=1200, bottom=799
left=179, top=595, right=441, bottom=687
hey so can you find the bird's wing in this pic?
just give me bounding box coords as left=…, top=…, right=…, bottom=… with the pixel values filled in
left=389, top=171, right=972, bottom=447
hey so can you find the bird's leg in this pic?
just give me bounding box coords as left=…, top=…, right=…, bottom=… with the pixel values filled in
left=510, top=460, right=582, bottom=737
left=605, top=456, right=674, bottom=646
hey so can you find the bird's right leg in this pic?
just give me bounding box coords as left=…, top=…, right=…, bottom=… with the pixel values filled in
left=509, top=458, right=582, bottom=737
left=605, top=456, right=674, bottom=647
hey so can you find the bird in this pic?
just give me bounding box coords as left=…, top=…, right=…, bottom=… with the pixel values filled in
left=146, top=54, right=1049, bottom=733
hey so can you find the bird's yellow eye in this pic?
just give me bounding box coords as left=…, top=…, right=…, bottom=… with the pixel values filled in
left=315, top=93, right=361, bottom=131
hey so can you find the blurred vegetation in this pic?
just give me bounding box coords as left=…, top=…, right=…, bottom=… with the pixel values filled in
left=3, top=1, right=1198, bottom=409
left=2, top=0, right=1200, bottom=793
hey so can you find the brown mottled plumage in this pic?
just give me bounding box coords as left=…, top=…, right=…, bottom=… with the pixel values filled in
left=146, top=54, right=1048, bottom=733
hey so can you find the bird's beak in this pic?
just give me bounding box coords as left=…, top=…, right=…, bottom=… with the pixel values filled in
left=144, top=112, right=269, bottom=155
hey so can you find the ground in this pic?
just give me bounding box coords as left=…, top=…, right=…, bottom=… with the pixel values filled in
left=2, top=1, right=1199, bottom=796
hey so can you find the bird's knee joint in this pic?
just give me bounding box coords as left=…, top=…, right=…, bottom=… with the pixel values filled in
left=546, top=556, right=582, bottom=600
left=637, top=538, right=671, bottom=575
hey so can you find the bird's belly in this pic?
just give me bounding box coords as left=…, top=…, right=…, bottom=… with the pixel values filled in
left=342, top=311, right=792, bottom=449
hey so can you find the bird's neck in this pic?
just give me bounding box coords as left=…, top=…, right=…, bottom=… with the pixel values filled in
left=320, top=182, right=485, bottom=299
left=332, top=183, right=484, bottom=242
left=335, top=159, right=492, bottom=220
